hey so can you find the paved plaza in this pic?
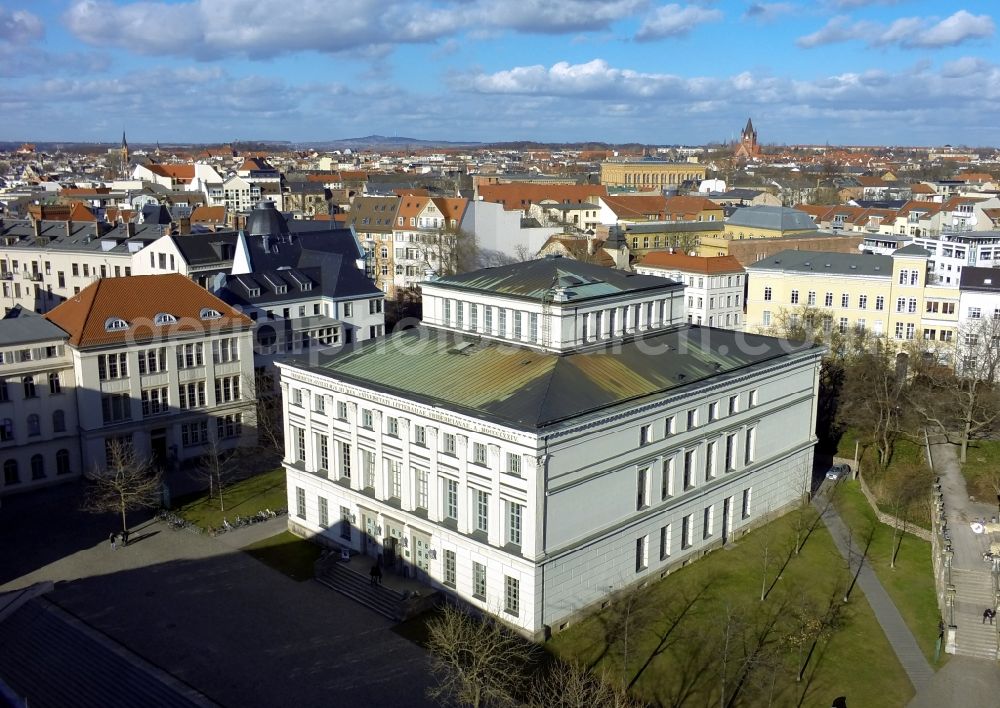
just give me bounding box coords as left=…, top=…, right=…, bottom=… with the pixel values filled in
left=0, top=483, right=433, bottom=708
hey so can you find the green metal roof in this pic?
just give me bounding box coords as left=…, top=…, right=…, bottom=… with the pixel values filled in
left=290, top=325, right=820, bottom=431
left=427, top=257, right=679, bottom=304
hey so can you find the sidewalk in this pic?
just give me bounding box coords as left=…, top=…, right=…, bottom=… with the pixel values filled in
left=813, top=493, right=934, bottom=693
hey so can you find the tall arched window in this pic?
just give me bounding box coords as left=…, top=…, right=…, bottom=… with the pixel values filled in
left=53, top=410, right=66, bottom=433
left=3, top=459, right=18, bottom=485
left=27, top=414, right=40, bottom=437
left=23, top=376, right=36, bottom=398
left=31, top=454, right=44, bottom=480
left=0, top=418, right=12, bottom=442
left=56, top=449, right=71, bottom=476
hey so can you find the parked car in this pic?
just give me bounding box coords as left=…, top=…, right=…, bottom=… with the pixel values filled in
left=826, top=463, right=851, bottom=481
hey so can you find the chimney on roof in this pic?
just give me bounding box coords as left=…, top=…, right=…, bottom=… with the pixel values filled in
left=179, top=217, right=191, bottom=235
left=126, top=221, right=135, bottom=238
left=32, top=218, right=41, bottom=239
left=65, top=220, right=72, bottom=238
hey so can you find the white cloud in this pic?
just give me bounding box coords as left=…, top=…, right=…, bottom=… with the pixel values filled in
left=798, top=10, right=994, bottom=49
left=635, top=3, right=724, bottom=41
left=940, top=56, right=992, bottom=78
left=0, top=8, right=44, bottom=43
left=742, top=3, right=796, bottom=24
left=63, top=0, right=648, bottom=60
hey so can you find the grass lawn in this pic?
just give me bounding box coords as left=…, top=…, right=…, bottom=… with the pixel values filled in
left=549, top=511, right=915, bottom=707
left=832, top=480, right=943, bottom=665
left=173, top=467, right=287, bottom=530
left=961, top=439, right=1000, bottom=502
left=243, top=531, right=323, bottom=581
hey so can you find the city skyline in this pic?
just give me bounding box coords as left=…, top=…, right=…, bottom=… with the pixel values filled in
left=1, top=1, right=998, bottom=146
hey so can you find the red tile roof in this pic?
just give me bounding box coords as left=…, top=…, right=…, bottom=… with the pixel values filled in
left=478, top=183, right=606, bottom=210
left=190, top=206, right=226, bottom=224
left=148, top=164, right=196, bottom=180
left=45, top=274, right=251, bottom=348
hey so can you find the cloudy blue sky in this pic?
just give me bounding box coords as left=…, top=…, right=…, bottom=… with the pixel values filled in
left=1, top=0, right=998, bottom=146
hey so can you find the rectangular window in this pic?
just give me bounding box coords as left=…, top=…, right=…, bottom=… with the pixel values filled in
left=140, top=387, right=169, bottom=417
left=341, top=442, right=352, bottom=479
left=709, top=401, right=719, bottom=422
left=703, top=505, right=714, bottom=539
left=318, top=497, right=329, bottom=528
left=748, top=389, right=759, bottom=407
left=725, top=433, right=737, bottom=471
left=414, top=425, right=426, bottom=446
left=824, top=292, right=833, bottom=307
left=294, top=426, right=306, bottom=462
left=314, top=394, right=326, bottom=414
left=388, top=459, right=401, bottom=498
left=296, top=487, right=306, bottom=519
left=875, top=296, right=885, bottom=311
left=475, top=489, right=489, bottom=533
left=728, top=395, right=738, bottom=415
left=137, top=347, right=167, bottom=375
left=660, top=524, right=672, bottom=560
left=473, top=562, right=486, bottom=599
left=455, top=301, right=464, bottom=328
left=687, top=409, right=698, bottom=429
left=682, top=514, right=693, bottom=549
left=484, top=306, right=492, bottom=333
left=217, top=411, right=244, bottom=440
left=181, top=420, right=209, bottom=447
left=635, top=535, right=648, bottom=572
left=665, top=416, right=675, bottom=436
left=470, top=303, right=478, bottom=332
left=513, top=311, right=522, bottom=339
left=97, top=353, right=128, bottom=381
left=498, top=308, right=507, bottom=336
left=101, top=393, right=131, bottom=424
left=504, top=576, right=519, bottom=615
left=807, top=291, right=816, bottom=306
left=742, top=488, right=752, bottom=519
left=637, top=467, right=649, bottom=509
left=362, top=449, right=375, bottom=488
left=443, top=432, right=456, bottom=455
left=859, top=294, right=868, bottom=309
left=361, top=409, right=373, bottom=430
left=661, top=456, right=674, bottom=499
left=317, top=434, right=329, bottom=471
left=212, top=338, right=239, bottom=363
left=387, top=416, right=399, bottom=437
left=340, top=506, right=352, bottom=540
left=683, top=449, right=695, bottom=489
left=473, top=442, right=487, bottom=466
left=790, top=290, right=799, bottom=304
left=444, top=550, right=456, bottom=587
left=639, top=423, right=652, bottom=446
left=705, top=440, right=717, bottom=480
left=214, top=376, right=240, bottom=404
left=508, top=501, right=522, bottom=546
left=528, top=312, right=538, bottom=342
left=176, top=343, right=204, bottom=369
left=445, top=479, right=459, bottom=520
left=415, top=468, right=428, bottom=509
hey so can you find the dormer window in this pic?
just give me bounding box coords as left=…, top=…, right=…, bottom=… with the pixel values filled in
left=154, top=312, right=177, bottom=325
left=199, top=308, right=222, bottom=320
left=104, top=317, right=129, bottom=332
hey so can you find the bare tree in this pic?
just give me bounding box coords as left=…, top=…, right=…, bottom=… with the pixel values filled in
left=425, top=603, right=537, bottom=708
left=910, top=316, right=1000, bottom=462
left=193, top=437, right=243, bottom=512
left=838, top=343, right=909, bottom=469
left=83, top=439, right=162, bottom=535
left=527, top=660, right=642, bottom=708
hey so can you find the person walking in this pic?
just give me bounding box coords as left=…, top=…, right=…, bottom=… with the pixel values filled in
left=122, top=528, right=130, bottom=547
left=984, top=608, right=994, bottom=624
left=370, top=564, right=379, bottom=586
left=109, top=531, right=117, bottom=550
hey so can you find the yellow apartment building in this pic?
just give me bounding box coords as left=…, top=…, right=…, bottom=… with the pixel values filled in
left=744, top=245, right=957, bottom=345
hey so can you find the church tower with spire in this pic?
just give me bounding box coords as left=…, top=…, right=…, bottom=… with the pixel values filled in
left=735, top=117, right=760, bottom=160
left=119, top=131, right=129, bottom=179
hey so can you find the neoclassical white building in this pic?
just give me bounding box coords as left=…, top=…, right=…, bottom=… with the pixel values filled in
left=278, top=257, right=824, bottom=636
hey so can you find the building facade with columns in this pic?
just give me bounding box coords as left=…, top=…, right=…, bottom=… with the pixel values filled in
left=277, top=257, right=824, bottom=636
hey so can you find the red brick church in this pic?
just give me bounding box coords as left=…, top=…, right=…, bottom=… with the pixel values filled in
left=734, top=118, right=760, bottom=160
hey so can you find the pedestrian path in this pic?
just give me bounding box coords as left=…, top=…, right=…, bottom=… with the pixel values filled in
left=814, top=495, right=935, bottom=693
